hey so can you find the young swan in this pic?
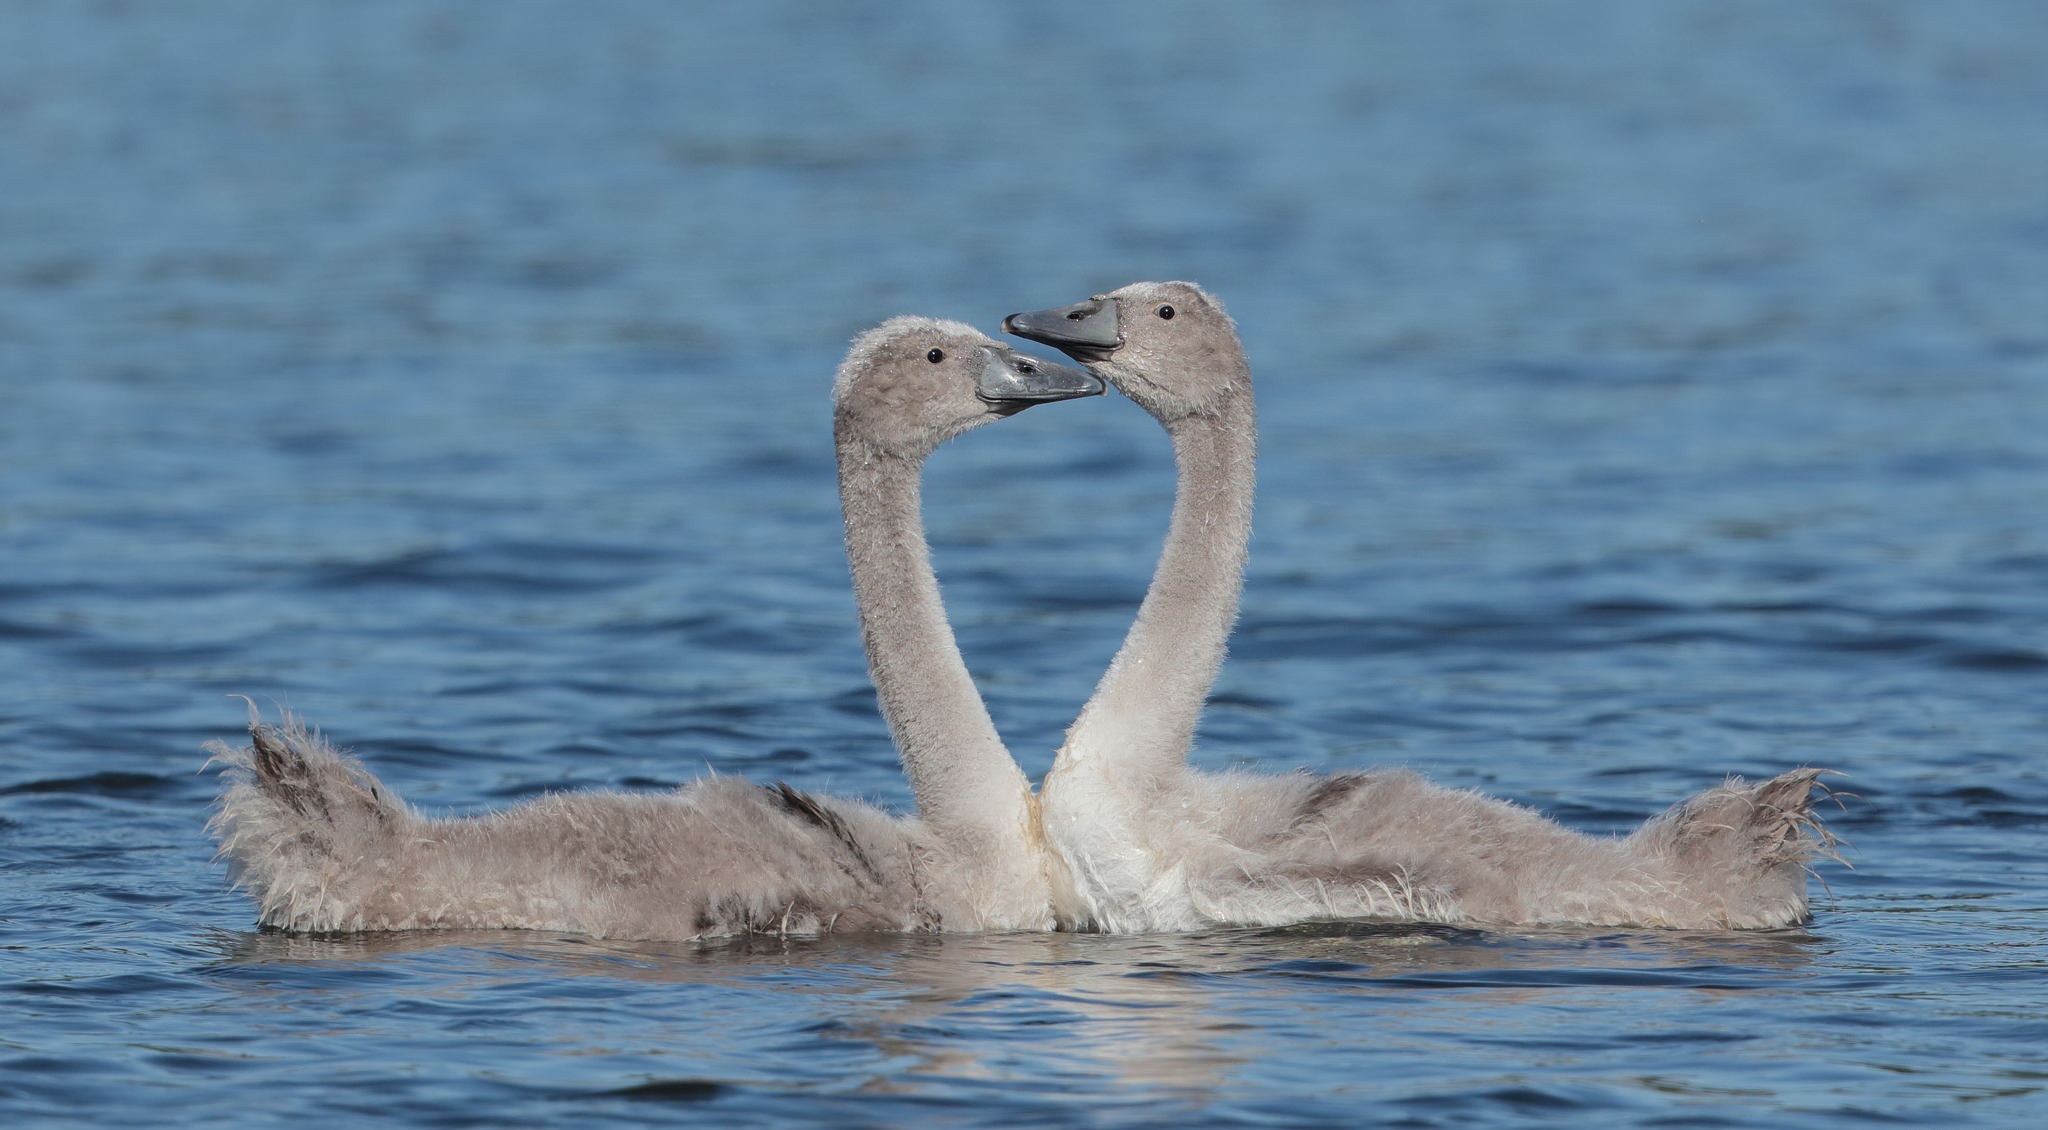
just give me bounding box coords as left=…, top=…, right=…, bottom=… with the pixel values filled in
left=1007, top=281, right=1835, bottom=933
left=209, top=318, right=1101, bottom=940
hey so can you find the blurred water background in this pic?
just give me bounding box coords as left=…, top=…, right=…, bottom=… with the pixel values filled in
left=3, top=1, right=2046, bottom=1126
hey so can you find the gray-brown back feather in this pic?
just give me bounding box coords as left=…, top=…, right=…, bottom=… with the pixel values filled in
left=209, top=709, right=944, bottom=939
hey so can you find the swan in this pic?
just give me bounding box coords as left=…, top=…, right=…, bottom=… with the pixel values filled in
left=1005, top=281, right=1836, bottom=932
left=208, top=318, right=1102, bottom=940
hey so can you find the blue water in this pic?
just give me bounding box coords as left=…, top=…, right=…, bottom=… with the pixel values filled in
left=5, top=1, right=2047, bottom=1125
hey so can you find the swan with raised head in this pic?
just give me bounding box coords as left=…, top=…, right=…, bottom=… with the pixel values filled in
left=1006, top=281, right=1834, bottom=933
left=209, top=318, right=1101, bottom=940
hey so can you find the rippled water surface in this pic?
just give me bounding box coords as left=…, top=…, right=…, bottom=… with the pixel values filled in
left=5, top=2, right=2047, bottom=1126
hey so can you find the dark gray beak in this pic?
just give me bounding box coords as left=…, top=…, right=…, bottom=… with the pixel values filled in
left=1002, top=297, right=1123, bottom=363
left=975, top=345, right=1104, bottom=414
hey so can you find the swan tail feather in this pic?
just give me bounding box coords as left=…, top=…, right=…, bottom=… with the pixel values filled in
left=1632, top=767, right=1842, bottom=928
left=206, top=702, right=413, bottom=931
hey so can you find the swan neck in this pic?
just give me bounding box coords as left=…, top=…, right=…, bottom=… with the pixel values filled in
left=835, top=432, right=1037, bottom=855
left=1064, top=387, right=1256, bottom=784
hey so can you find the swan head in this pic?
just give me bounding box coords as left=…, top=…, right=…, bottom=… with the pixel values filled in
left=834, top=316, right=1103, bottom=458
left=1002, top=281, right=1248, bottom=423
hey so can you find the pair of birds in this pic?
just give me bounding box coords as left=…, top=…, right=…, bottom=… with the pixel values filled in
left=210, top=281, right=1834, bottom=941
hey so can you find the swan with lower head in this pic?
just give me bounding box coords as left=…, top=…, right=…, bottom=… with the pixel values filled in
left=208, top=318, right=1101, bottom=940
left=1007, top=281, right=1835, bottom=932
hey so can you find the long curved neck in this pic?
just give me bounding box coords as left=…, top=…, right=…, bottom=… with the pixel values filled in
left=1062, top=385, right=1256, bottom=788
left=836, top=431, right=1038, bottom=857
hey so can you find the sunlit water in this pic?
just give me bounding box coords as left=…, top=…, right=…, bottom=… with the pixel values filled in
left=4, top=2, right=2046, bottom=1126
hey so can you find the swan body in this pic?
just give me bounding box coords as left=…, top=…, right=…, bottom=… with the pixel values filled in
left=209, top=319, right=1102, bottom=940
left=1007, top=281, right=1835, bottom=933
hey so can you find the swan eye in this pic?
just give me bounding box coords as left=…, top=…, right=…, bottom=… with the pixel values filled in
left=1157, top=304, right=1175, bottom=320
left=926, top=348, right=945, bottom=364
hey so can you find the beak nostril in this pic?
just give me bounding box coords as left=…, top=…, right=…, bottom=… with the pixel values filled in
left=1066, top=311, right=1085, bottom=321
